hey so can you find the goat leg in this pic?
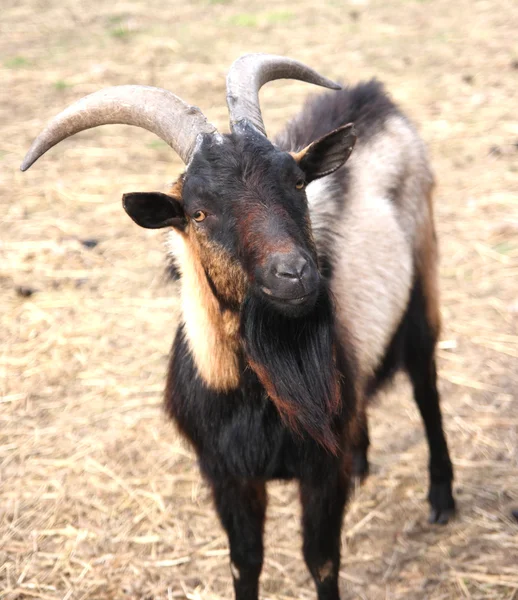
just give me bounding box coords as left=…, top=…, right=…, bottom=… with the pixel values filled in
left=299, top=462, right=350, bottom=600
left=211, top=478, right=267, bottom=600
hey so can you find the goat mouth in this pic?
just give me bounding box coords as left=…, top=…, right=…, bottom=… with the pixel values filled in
left=260, top=286, right=318, bottom=305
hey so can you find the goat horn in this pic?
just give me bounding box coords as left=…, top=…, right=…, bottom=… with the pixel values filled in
left=20, top=85, right=218, bottom=171
left=226, top=53, right=341, bottom=137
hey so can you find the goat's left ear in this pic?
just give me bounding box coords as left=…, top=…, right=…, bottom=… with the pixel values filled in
left=122, top=191, right=186, bottom=230
left=292, top=123, right=357, bottom=183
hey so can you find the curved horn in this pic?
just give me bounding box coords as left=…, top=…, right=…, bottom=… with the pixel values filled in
left=20, top=85, right=218, bottom=171
left=226, top=53, right=341, bottom=136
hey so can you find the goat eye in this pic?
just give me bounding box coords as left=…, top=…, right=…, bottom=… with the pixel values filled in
left=192, top=210, right=207, bottom=222
left=295, top=179, right=305, bottom=190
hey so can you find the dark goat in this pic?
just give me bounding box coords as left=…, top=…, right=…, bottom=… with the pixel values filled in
left=22, top=54, right=455, bottom=600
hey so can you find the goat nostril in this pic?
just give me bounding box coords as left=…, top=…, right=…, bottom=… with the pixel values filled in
left=274, top=255, right=309, bottom=281
left=276, top=267, right=301, bottom=280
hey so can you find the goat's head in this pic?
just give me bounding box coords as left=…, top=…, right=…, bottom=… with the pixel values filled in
left=21, top=54, right=356, bottom=319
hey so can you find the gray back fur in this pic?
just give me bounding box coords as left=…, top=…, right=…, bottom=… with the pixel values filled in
left=275, top=82, right=435, bottom=381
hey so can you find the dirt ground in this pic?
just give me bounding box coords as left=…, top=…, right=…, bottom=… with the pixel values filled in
left=1, top=0, right=517, bottom=598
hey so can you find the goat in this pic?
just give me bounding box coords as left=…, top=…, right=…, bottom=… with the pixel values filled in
left=21, top=53, right=455, bottom=600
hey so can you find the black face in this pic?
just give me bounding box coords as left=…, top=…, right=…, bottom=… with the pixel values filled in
left=183, top=123, right=320, bottom=316
left=122, top=120, right=356, bottom=318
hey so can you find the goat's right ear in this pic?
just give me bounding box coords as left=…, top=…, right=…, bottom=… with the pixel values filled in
left=292, top=123, right=357, bottom=183
left=122, top=192, right=186, bottom=230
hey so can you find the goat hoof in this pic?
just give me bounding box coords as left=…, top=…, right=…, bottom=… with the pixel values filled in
left=428, top=506, right=455, bottom=524
left=428, top=481, right=455, bottom=524
left=352, top=452, right=369, bottom=482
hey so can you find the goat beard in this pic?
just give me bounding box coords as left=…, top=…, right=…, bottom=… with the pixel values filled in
left=241, top=288, right=342, bottom=454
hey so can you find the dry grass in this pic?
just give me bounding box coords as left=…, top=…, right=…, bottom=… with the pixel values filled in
left=1, top=0, right=517, bottom=598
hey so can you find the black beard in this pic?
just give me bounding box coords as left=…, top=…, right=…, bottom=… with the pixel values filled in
left=240, top=287, right=342, bottom=453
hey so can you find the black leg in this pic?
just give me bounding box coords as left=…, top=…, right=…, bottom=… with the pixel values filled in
left=407, top=356, right=455, bottom=523
left=404, top=280, right=455, bottom=524
left=211, top=479, right=267, bottom=600
left=299, top=465, right=349, bottom=600
left=351, top=409, right=370, bottom=481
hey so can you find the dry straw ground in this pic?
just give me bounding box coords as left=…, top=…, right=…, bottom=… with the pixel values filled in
left=1, top=0, right=517, bottom=598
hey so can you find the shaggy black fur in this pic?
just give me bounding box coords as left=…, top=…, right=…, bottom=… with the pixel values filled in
left=241, top=288, right=352, bottom=454
left=275, top=79, right=400, bottom=153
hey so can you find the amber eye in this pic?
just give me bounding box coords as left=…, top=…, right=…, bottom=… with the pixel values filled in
left=192, top=210, right=206, bottom=222
left=295, top=179, right=305, bottom=190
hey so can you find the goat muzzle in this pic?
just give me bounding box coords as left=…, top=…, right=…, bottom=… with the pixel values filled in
left=259, top=251, right=320, bottom=316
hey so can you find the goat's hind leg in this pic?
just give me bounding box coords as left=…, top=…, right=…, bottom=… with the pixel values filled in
left=211, top=479, right=267, bottom=600
left=300, top=462, right=349, bottom=600
left=405, top=277, right=455, bottom=524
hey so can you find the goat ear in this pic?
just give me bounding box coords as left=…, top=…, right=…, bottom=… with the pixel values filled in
left=122, top=191, right=186, bottom=230
left=292, top=124, right=356, bottom=183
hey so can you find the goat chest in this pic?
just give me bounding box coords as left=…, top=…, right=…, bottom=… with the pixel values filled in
left=165, top=325, right=344, bottom=483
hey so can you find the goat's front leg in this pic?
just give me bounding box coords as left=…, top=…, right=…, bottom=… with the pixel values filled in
left=300, top=465, right=350, bottom=600
left=211, top=479, right=267, bottom=600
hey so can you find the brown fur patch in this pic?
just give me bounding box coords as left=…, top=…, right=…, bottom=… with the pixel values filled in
left=289, top=148, right=307, bottom=164
left=415, top=184, right=441, bottom=337
left=247, top=358, right=300, bottom=427
left=167, top=175, right=184, bottom=201
left=170, top=225, right=247, bottom=392
left=195, top=229, right=248, bottom=308
left=237, top=203, right=297, bottom=268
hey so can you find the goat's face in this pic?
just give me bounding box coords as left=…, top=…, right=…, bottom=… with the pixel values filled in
left=123, top=122, right=355, bottom=318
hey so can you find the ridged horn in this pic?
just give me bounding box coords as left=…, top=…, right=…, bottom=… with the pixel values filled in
left=20, top=85, right=218, bottom=171
left=226, top=53, right=341, bottom=136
